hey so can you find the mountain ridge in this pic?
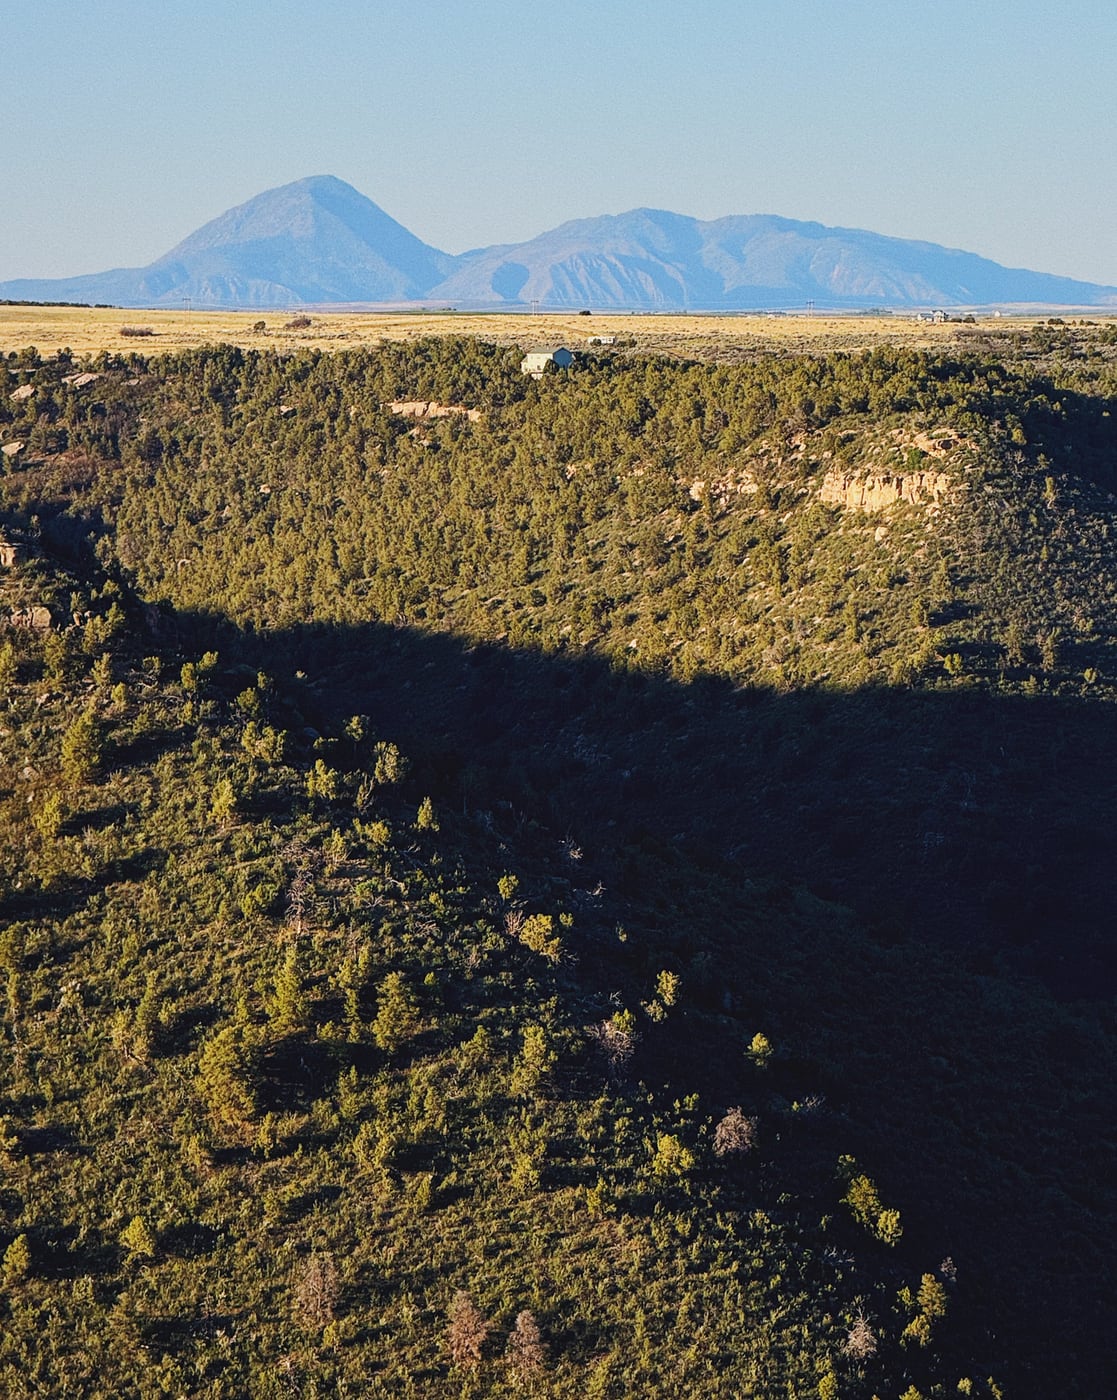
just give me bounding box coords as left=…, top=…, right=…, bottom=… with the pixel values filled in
left=3, top=175, right=1115, bottom=310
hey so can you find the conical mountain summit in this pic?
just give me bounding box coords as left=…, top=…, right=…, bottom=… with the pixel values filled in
left=0, top=176, right=451, bottom=308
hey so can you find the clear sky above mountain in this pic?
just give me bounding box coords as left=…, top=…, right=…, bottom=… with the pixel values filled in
left=4, top=0, right=1115, bottom=285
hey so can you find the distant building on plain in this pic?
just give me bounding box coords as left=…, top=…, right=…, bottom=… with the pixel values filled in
left=520, top=347, right=574, bottom=378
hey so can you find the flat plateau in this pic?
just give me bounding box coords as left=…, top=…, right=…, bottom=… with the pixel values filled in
left=5, top=305, right=1110, bottom=359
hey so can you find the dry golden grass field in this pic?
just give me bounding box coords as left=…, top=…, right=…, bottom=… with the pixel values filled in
left=2, top=302, right=1111, bottom=361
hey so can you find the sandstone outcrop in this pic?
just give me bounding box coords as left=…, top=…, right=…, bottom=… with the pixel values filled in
left=0, top=535, right=28, bottom=567
left=819, top=469, right=955, bottom=513
left=10, top=605, right=52, bottom=631
left=388, top=400, right=482, bottom=423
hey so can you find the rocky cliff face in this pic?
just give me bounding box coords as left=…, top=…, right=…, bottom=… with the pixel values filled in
left=818, top=467, right=956, bottom=512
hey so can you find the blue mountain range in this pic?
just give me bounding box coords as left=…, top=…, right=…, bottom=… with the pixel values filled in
left=3, top=175, right=1113, bottom=311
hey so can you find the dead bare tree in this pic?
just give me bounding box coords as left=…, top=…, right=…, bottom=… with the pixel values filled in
left=294, top=1251, right=339, bottom=1331
left=713, top=1107, right=759, bottom=1156
left=446, top=1290, right=490, bottom=1369
left=507, top=1308, right=546, bottom=1380
left=587, top=1013, right=638, bottom=1078
left=281, top=836, right=324, bottom=937
left=844, top=1310, right=877, bottom=1360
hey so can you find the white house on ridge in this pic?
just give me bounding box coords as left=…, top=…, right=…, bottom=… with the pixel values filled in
left=520, top=347, right=574, bottom=378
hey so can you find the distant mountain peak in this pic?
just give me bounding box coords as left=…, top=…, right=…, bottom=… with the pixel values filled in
left=152, top=176, right=450, bottom=301
left=2, top=179, right=1114, bottom=310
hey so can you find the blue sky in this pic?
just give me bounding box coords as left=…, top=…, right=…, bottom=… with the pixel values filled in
left=4, top=0, right=1115, bottom=284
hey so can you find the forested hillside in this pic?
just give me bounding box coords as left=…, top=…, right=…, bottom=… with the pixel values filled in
left=1, top=332, right=1115, bottom=1397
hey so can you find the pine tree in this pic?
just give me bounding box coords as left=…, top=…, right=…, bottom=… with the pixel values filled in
left=2, top=1233, right=31, bottom=1286
left=196, top=1023, right=258, bottom=1132
left=372, top=972, right=418, bottom=1054
left=269, top=944, right=307, bottom=1035
left=120, top=1215, right=157, bottom=1260
left=60, top=708, right=102, bottom=785
left=509, top=1025, right=556, bottom=1099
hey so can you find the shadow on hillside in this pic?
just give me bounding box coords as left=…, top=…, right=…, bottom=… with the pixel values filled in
left=1023, top=385, right=1117, bottom=495
left=191, top=610, right=1116, bottom=1393
left=189, top=611, right=1115, bottom=999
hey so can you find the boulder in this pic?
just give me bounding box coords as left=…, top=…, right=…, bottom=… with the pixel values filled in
left=10, top=605, right=52, bottom=630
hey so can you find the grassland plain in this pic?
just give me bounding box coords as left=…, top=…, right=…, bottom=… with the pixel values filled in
left=4, top=303, right=1111, bottom=362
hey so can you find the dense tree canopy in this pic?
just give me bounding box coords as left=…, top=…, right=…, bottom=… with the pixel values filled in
left=0, top=330, right=1115, bottom=1396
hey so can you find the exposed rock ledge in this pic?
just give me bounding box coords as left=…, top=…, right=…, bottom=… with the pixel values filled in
left=9, top=605, right=52, bottom=631
left=388, top=400, right=481, bottom=423
left=819, top=469, right=956, bottom=513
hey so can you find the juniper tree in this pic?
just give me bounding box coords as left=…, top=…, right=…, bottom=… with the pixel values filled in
left=2, top=1234, right=30, bottom=1286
